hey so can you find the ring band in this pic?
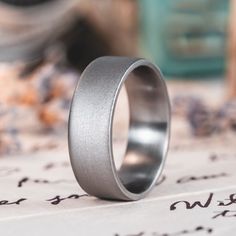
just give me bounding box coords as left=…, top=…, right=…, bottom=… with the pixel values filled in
left=68, top=56, right=171, bottom=201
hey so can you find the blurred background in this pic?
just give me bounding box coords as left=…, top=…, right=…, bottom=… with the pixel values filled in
left=0, top=0, right=235, bottom=156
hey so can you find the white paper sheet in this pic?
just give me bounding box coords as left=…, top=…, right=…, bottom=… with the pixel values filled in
left=0, top=145, right=236, bottom=236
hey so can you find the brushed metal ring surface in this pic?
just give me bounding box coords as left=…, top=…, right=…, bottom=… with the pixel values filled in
left=68, top=56, right=171, bottom=201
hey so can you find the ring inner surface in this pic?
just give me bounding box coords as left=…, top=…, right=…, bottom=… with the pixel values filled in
left=114, top=66, right=169, bottom=194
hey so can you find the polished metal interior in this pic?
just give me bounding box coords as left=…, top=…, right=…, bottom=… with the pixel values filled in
left=113, top=66, right=169, bottom=194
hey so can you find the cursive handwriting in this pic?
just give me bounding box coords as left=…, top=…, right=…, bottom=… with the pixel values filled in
left=217, top=193, right=236, bottom=207
left=17, top=177, right=74, bottom=188
left=170, top=192, right=236, bottom=220
left=114, top=226, right=213, bottom=236
left=0, top=198, right=26, bottom=206
left=170, top=193, right=213, bottom=211
left=46, top=194, right=88, bottom=205
left=0, top=194, right=88, bottom=207
left=176, top=173, right=228, bottom=184
left=212, top=210, right=236, bottom=219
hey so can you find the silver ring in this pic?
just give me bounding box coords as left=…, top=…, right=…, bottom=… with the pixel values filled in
left=68, top=56, right=171, bottom=201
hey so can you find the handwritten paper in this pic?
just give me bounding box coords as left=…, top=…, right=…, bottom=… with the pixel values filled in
left=0, top=143, right=235, bottom=236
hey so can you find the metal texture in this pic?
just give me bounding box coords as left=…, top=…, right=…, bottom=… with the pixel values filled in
left=0, top=0, right=77, bottom=62
left=68, top=56, right=171, bottom=201
left=0, top=0, right=54, bottom=7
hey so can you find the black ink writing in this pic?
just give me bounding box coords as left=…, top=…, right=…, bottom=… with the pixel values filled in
left=114, top=226, right=213, bottom=236
left=17, top=177, right=74, bottom=188
left=170, top=193, right=213, bottom=211
left=46, top=194, right=88, bottom=205
left=176, top=173, right=228, bottom=184
left=170, top=192, right=236, bottom=219
left=0, top=198, right=26, bottom=206
left=217, top=193, right=236, bottom=206
left=18, top=177, right=29, bottom=187
left=212, top=210, right=236, bottom=219
left=115, top=232, right=144, bottom=236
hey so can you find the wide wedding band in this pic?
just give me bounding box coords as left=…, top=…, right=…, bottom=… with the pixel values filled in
left=68, top=56, right=171, bottom=201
